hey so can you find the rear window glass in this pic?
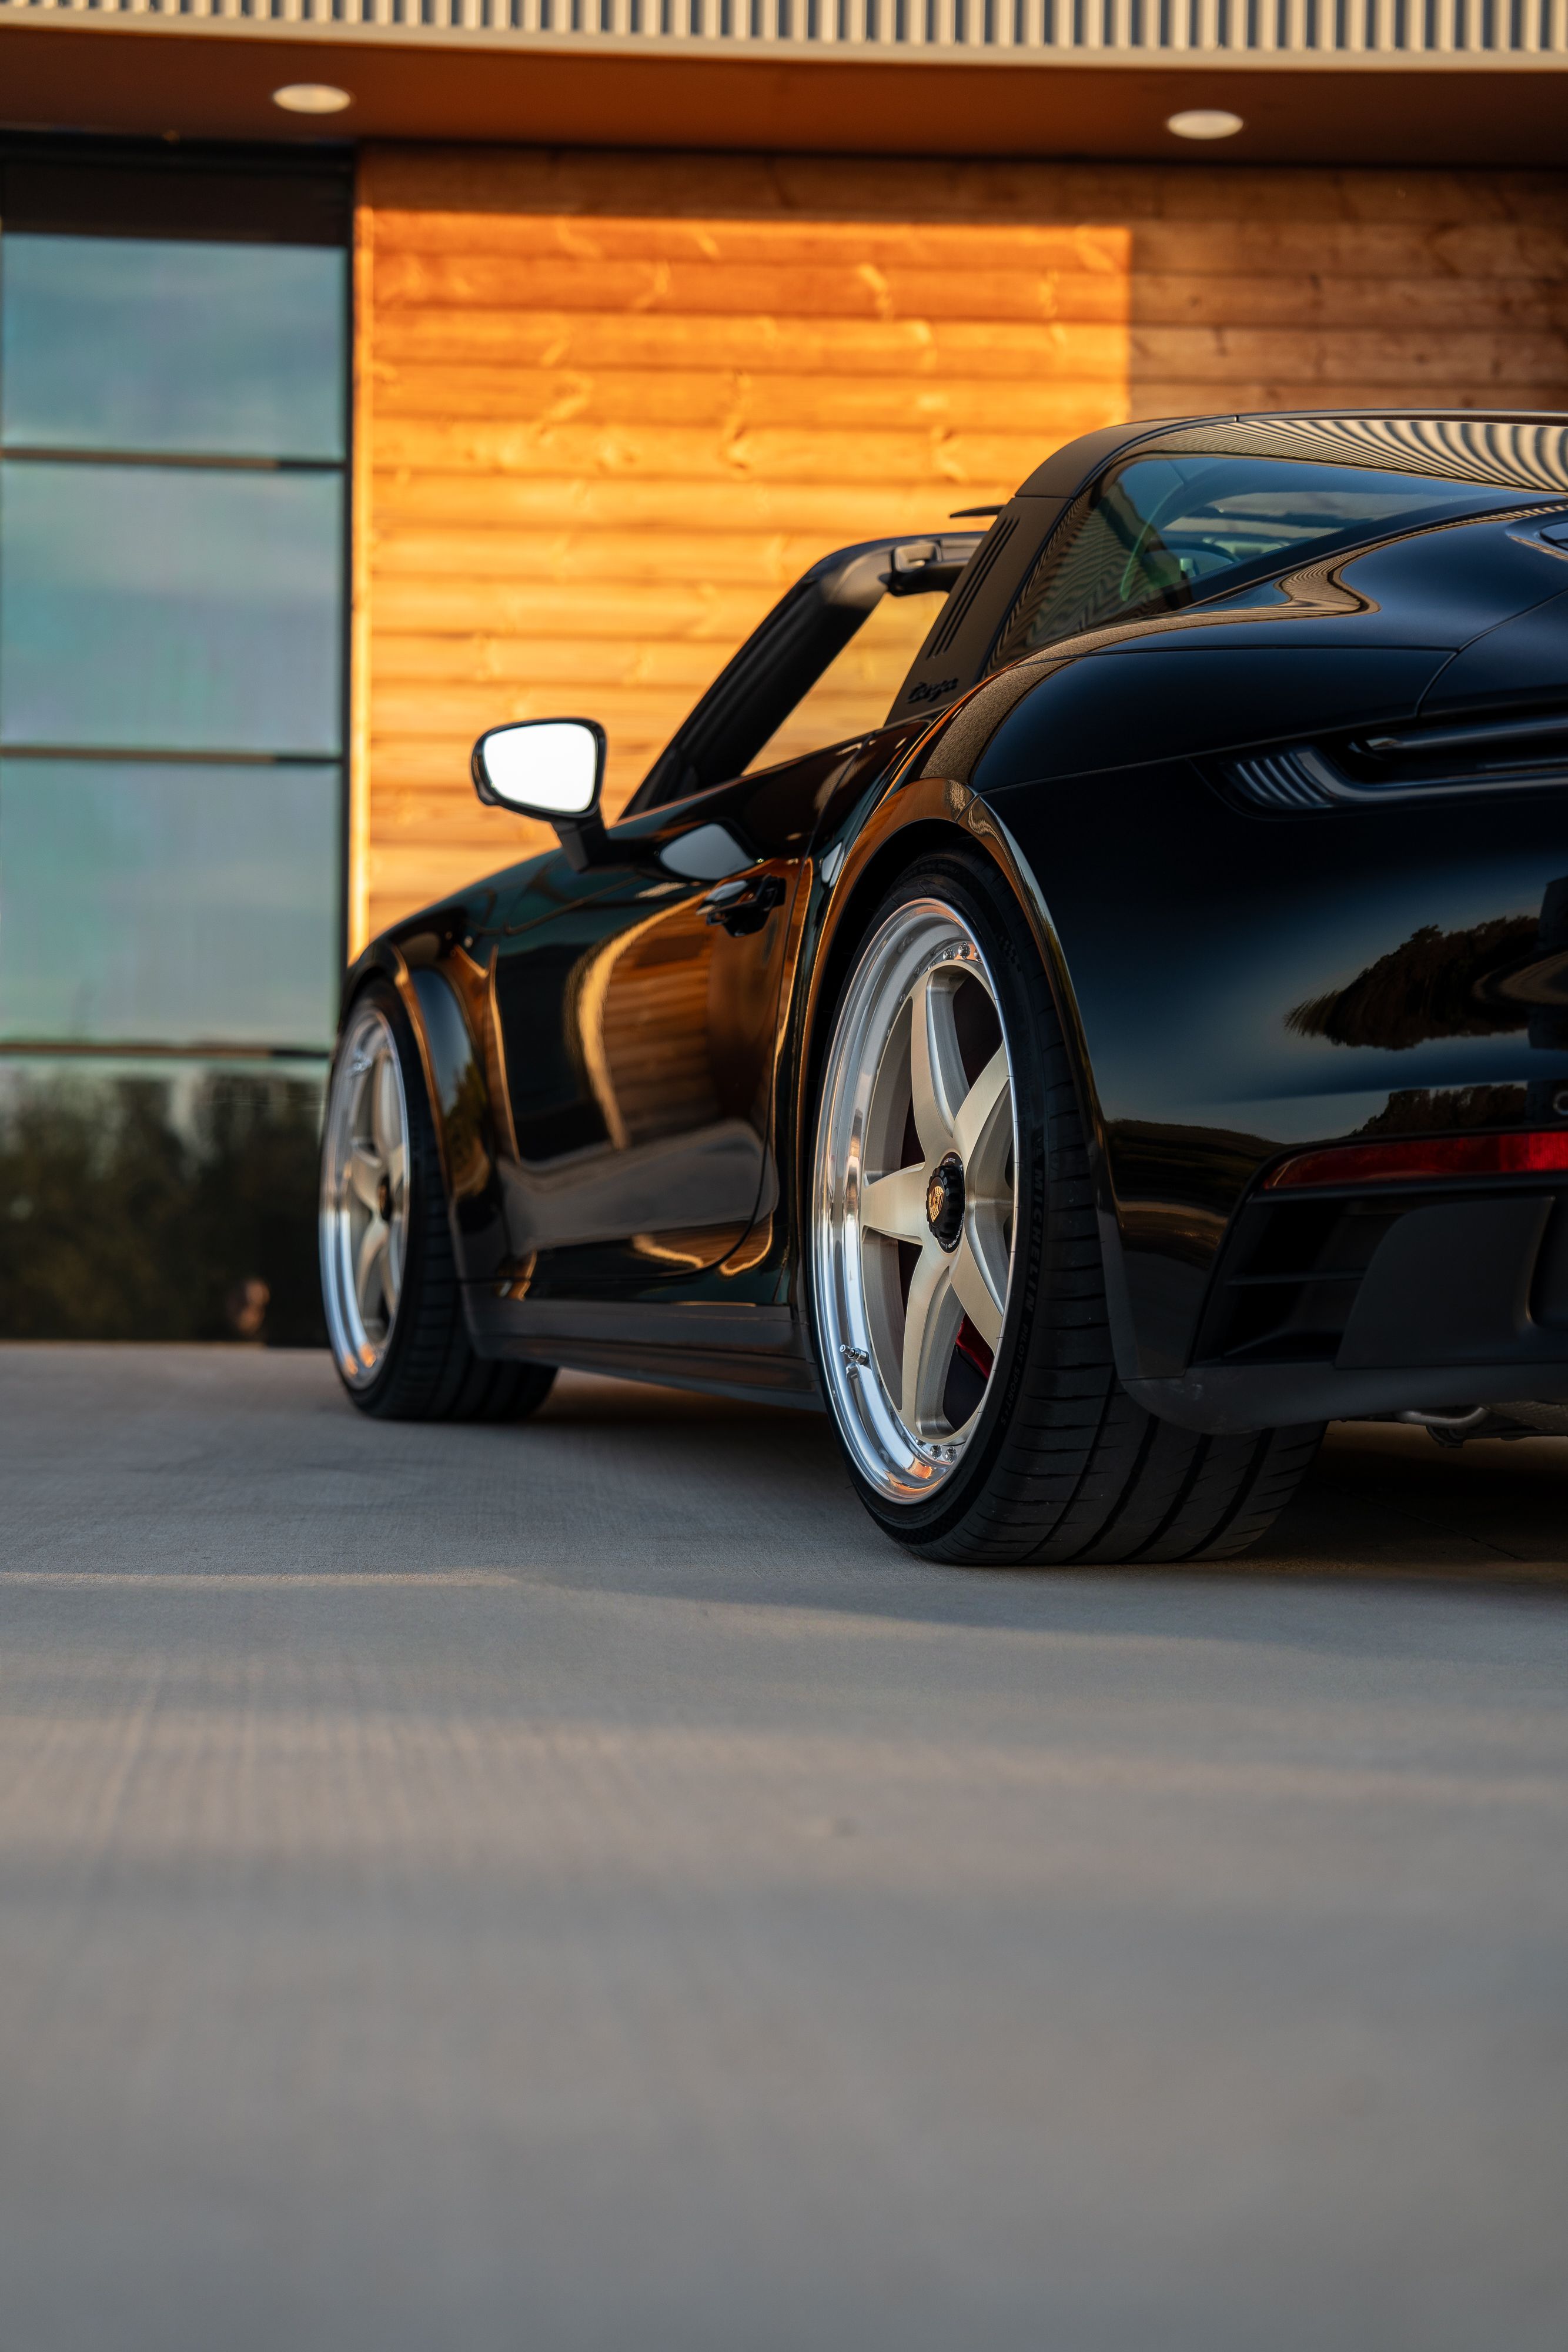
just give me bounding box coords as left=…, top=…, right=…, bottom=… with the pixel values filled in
left=990, top=453, right=1530, bottom=667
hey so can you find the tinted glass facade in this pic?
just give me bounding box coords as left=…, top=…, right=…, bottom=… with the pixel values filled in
left=0, top=149, right=351, bottom=1340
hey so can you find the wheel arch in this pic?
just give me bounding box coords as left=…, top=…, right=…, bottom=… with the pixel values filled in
left=337, top=931, right=512, bottom=1283
left=795, top=774, right=1144, bottom=1391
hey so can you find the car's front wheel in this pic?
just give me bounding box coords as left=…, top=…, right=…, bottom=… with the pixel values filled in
left=810, top=853, right=1321, bottom=1564
left=319, top=980, right=555, bottom=1423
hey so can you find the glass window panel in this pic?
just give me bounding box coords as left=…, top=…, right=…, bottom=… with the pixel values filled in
left=0, top=759, right=340, bottom=1048
left=1, top=236, right=347, bottom=461
left=0, top=1054, right=327, bottom=1342
left=0, top=462, right=344, bottom=753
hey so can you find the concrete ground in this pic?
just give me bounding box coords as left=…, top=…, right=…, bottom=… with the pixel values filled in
left=1, top=1345, right=1565, bottom=2352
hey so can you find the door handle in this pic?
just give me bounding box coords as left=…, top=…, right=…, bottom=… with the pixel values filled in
left=703, top=873, right=786, bottom=937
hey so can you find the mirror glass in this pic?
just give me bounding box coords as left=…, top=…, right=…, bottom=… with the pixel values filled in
left=478, top=720, right=600, bottom=816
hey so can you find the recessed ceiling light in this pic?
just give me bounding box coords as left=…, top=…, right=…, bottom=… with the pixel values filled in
left=1166, top=108, right=1244, bottom=139
left=272, top=83, right=352, bottom=113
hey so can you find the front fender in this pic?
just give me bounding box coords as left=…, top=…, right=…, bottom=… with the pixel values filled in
left=339, top=903, right=512, bottom=1284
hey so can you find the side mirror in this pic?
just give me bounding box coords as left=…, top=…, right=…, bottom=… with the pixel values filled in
left=471, top=719, right=609, bottom=870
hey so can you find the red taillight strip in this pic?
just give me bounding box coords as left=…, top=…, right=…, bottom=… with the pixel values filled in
left=1263, top=1129, right=1568, bottom=1191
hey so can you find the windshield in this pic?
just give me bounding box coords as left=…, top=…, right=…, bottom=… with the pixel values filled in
left=990, top=453, right=1538, bottom=667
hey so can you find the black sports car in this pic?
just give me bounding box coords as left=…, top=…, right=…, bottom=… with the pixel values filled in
left=321, top=407, right=1568, bottom=1565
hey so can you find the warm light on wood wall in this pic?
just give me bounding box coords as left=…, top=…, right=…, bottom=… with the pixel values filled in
left=353, top=148, right=1134, bottom=944
left=352, top=148, right=1568, bottom=949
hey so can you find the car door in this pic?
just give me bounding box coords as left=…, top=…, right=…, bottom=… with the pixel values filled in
left=480, top=533, right=979, bottom=1300
left=483, top=747, right=851, bottom=1296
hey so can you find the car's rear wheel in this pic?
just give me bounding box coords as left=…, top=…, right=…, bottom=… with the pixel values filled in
left=810, top=854, right=1321, bottom=1563
left=320, top=980, right=555, bottom=1423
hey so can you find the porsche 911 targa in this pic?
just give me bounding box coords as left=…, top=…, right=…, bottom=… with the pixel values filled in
left=321, top=407, right=1568, bottom=1565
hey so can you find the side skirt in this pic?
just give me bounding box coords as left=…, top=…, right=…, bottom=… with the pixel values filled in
left=463, top=1292, right=825, bottom=1410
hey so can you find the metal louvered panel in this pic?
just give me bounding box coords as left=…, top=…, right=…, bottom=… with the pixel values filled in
left=1228, top=730, right=1568, bottom=814
left=2, top=0, right=1564, bottom=52
left=926, top=517, right=1018, bottom=661
left=1228, top=750, right=1335, bottom=811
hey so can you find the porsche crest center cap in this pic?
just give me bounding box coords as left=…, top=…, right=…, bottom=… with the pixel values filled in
left=925, top=1154, right=965, bottom=1251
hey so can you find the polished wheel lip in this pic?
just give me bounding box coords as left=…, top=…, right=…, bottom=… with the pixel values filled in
left=319, top=1000, right=412, bottom=1388
left=813, top=896, right=1019, bottom=1506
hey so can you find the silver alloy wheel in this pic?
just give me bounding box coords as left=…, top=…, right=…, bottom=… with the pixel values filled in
left=320, top=998, right=412, bottom=1387
left=814, top=897, right=1018, bottom=1505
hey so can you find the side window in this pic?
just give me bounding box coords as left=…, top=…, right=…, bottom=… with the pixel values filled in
left=990, top=452, right=1521, bottom=668
left=998, top=460, right=1196, bottom=657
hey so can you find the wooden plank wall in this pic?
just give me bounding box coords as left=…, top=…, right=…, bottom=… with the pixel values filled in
left=355, top=148, right=1568, bottom=946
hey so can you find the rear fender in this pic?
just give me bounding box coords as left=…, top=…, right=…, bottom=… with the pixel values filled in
left=796, top=756, right=1141, bottom=1389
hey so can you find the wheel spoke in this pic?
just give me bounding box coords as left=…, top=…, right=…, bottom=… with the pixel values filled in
left=860, top=1162, right=930, bottom=1243
left=348, top=1147, right=383, bottom=1212
left=355, top=1216, right=388, bottom=1321
left=383, top=1215, right=403, bottom=1311
left=951, top=1225, right=1005, bottom=1348
left=952, top=1045, right=1009, bottom=1170
left=385, top=1140, right=407, bottom=1205
left=908, top=971, right=965, bottom=1162
left=900, top=1240, right=959, bottom=1431
left=372, top=1052, right=401, bottom=1162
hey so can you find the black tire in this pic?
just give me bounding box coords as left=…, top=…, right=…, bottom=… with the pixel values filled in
left=809, top=852, right=1321, bottom=1565
left=321, top=978, right=556, bottom=1424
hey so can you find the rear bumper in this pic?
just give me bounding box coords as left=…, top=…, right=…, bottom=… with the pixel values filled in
left=1131, top=1357, right=1568, bottom=1435
left=1139, top=1182, right=1568, bottom=1434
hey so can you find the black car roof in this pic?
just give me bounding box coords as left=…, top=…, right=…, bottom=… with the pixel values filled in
left=886, top=407, right=1568, bottom=726
left=1014, top=407, right=1568, bottom=502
